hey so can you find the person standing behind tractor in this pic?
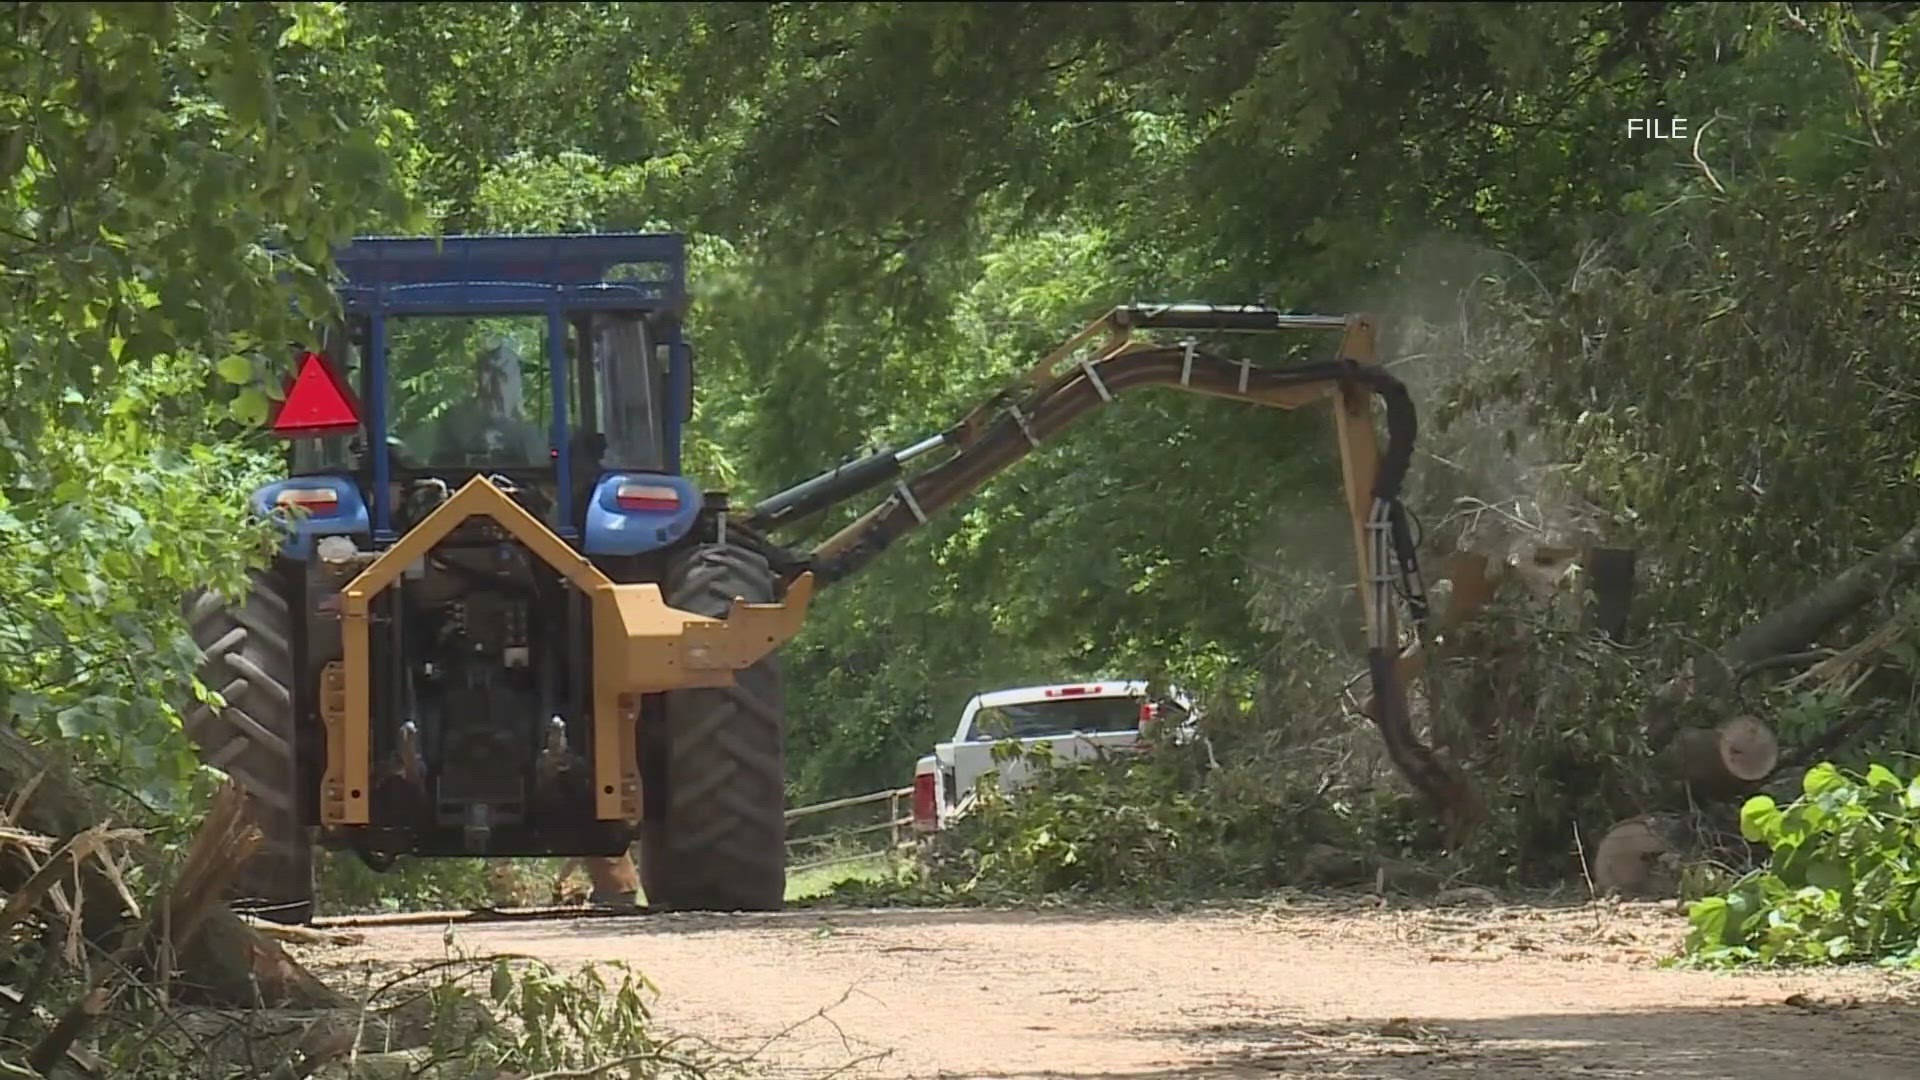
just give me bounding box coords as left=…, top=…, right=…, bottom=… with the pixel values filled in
left=425, top=338, right=548, bottom=466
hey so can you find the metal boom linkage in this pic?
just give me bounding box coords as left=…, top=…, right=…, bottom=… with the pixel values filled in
left=739, top=304, right=1479, bottom=831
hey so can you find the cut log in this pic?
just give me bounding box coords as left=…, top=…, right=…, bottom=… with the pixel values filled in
left=1671, top=717, right=1778, bottom=799
left=1439, top=550, right=1501, bottom=637
left=583, top=853, right=639, bottom=903
left=1590, top=815, right=1684, bottom=898
left=553, top=854, right=639, bottom=905
left=1509, top=546, right=1581, bottom=605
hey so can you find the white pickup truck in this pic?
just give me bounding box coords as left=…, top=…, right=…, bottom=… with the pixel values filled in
left=909, top=681, right=1192, bottom=833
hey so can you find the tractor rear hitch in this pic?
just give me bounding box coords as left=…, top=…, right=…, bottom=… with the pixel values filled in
left=323, top=474, right=815, bottom=828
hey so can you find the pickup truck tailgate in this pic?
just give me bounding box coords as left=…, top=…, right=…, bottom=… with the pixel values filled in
left=949, top=728, right=1139, bottom=801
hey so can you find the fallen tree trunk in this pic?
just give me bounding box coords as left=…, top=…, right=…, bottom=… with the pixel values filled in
left=0, top=723, right=345, bottom=1010
left=1670, top=717, right=1779, bottom=800
left=27, top=783, right=262, bottom=1073
left=1589, top=808, right=1751, bottom=899
left=1640, top=517, right=1920, bottom=749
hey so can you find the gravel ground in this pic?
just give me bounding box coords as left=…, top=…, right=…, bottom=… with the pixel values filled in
left=312, top=895, right=1919, bottom=1079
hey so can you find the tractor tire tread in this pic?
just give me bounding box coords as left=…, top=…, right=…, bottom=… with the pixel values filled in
left=185, top=568, right=314, bottom=924
left=641, top=545, right=787, bottom=912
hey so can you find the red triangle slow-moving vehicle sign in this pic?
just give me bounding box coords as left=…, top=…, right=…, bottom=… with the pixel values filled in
left=271, top=351, right=361, bottom=437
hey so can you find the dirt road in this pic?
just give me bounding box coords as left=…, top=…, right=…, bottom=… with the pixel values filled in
left=326, top=897, right=1916, bottom=1079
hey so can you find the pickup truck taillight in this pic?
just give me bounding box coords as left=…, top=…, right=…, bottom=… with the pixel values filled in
left=911, top=771, right=938, bottom=832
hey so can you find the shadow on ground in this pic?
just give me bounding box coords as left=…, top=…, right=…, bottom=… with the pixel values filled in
left=965, top=999, right=1917, bottom=1080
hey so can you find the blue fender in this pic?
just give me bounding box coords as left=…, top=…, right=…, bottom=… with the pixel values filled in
left=583, top=473, right=703, bottom=556
left=250, top=476, right=372, bottom=560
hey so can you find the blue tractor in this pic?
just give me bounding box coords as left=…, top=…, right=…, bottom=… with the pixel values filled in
left=186, top=233, right=1447, bottom=923
left=187, top=234, right=819, bottom=920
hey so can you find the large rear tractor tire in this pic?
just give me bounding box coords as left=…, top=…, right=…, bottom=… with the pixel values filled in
left=185, top=569, right=314, bottom=925
left=639, top=545, right=787, bottom=911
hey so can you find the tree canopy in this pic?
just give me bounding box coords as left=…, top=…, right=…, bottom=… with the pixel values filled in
left=4, top=0, right=1918, bottom=824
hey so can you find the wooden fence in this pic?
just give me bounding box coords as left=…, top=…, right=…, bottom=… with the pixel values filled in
left=783, top=786, right=913, bottom=873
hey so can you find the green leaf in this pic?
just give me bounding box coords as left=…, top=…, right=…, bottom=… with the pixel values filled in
left=215, top=355, right=254, bottom=384
left=1805, top=860, right=1850, bottom=892
left=54, top=706, right=96, bottom=739
left=1740, top=795, right=1782, bottom=843
left=1689, top=895, right=1730, bottom=945
left=1722, top=887, right=1760, bottom=940
left=1803, top=763, right=1846, bottom=799
left=230, top=387, right=271, bottom=425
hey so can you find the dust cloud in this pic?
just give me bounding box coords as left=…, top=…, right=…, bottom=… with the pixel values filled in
left=1363, top=237, right=1601, bottom=562
left=1238, top=237, right=1603, bottom=734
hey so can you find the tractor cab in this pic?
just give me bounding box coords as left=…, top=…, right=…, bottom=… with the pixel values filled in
left=266, top=234, right=697, bottom=554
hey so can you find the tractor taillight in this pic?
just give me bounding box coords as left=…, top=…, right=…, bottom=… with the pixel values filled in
left=912, top=771, right=938, bottom=832
left=275, top=487, right=341, bottom=517
left=614, top=483, right=680, bottom=512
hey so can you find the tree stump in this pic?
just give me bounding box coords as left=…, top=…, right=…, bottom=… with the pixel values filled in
left=1590, top=814, right=1686, bottom=898
left=582, top=853, right=640, bottom=903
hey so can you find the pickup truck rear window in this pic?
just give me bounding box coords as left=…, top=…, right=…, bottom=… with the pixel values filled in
left=969, top=697, right=1141, bottom=740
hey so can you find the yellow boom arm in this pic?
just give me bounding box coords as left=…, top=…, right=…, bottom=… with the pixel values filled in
left=766, top=305, right=1479, bottom=833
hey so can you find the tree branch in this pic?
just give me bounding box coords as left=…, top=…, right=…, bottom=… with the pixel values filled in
left=1641, top=515, right=1920, bottom=748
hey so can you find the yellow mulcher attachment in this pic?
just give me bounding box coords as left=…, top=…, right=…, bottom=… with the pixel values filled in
left=319, top=475, right=814, bottom=829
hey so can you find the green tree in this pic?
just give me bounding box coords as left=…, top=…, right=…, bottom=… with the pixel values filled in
left=0, top=1, right=412, bottom=809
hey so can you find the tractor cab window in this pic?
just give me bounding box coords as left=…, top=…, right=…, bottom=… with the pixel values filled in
left=581, top=313, right=667, bottom=473
left=387, top=315, right=553, bottom=469
left=289, top=310, right=671, bottom=482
